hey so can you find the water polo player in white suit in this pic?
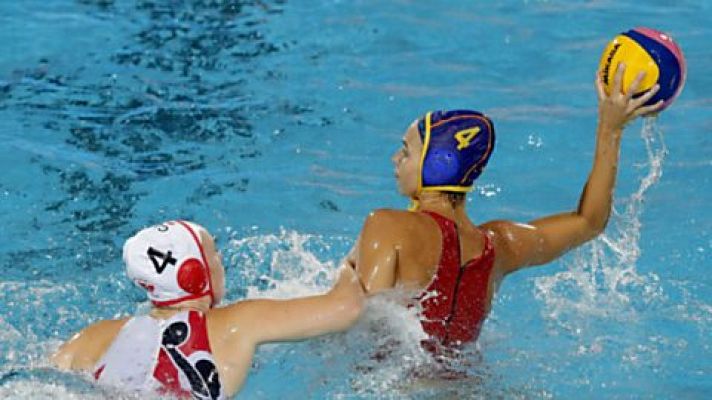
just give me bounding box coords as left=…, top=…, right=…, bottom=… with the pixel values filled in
left=52, top=220, right=364, bottom=398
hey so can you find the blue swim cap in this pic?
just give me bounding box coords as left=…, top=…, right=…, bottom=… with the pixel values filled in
left=416, top=110, right=495, bottom=193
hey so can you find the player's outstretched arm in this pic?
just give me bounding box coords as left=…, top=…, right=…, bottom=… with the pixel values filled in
left=218, top=266, right=364, bottom=346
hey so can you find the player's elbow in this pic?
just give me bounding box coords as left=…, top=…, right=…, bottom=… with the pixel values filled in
left=585, top=213, right=610, bottom=240
left=333, top=292, right=364, bottom=332
left=343, top=294, right=365, bottom=330
left=577, top=200, right=612, bottom=240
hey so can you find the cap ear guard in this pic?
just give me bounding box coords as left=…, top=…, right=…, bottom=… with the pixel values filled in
left=177, top=258, right=208, bottom=294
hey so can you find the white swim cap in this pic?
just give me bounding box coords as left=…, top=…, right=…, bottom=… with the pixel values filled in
left=124, top=221, right=214, bottom=307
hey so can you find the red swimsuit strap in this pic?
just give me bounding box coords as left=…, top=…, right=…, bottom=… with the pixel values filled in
left=420, top=210, right=492, bottom=264
left=421, top=209, right=458, bottom=243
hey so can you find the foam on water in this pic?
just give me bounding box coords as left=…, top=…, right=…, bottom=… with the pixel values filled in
left=0, top=378, right=146, bottom=400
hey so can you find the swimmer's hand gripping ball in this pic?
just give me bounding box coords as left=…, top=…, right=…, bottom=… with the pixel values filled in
left=599, top=27, right=686, bottom=111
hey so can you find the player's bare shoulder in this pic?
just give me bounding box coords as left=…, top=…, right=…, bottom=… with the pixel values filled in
left=363, top=209, right=430, bottom=239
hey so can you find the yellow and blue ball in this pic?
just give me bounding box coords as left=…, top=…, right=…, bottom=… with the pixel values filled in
left=599, top=27, right=686, bottom=110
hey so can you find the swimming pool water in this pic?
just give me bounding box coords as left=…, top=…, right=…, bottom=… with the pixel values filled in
left=1, top=0, right=710, bottom=398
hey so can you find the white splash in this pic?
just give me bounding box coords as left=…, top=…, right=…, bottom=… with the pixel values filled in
left=534, top=117, right=667, bottom=330
left=229, top=229, right=337, bottom=299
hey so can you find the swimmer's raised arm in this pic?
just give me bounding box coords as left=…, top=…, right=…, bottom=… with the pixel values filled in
left=214, top=266, right=363, bottom=347
left=484, top=63, right=664, bottom=276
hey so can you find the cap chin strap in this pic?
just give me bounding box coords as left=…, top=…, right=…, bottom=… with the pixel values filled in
left=152, top=220, right=216, bottom=309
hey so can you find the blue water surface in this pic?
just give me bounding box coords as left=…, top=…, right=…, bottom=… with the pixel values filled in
left=0, top=0, right=710, bottom=398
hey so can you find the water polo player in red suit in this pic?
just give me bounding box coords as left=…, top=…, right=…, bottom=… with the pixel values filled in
left=346, top=63, right=664, bottom=352
left=52, top=221, right=364, bottom=398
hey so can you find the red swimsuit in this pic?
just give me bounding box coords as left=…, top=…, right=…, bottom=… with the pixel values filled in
left=418, top=211, right=495, bottom=349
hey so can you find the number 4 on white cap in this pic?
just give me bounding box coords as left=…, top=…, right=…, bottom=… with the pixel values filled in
left=147, top=247, right=177, bottom=274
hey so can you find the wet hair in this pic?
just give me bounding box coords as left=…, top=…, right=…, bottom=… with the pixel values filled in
left=446, top=191, right=466, bottom=207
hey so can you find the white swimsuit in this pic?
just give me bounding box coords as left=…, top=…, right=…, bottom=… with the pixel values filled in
left=94, top=310, right=224, bottom=399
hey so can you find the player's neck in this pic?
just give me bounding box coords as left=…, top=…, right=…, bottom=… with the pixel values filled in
left=417, top=192, right=469, bottom=222
left=150, top=298, right=210, bottom=319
